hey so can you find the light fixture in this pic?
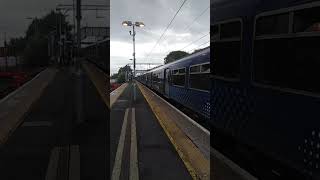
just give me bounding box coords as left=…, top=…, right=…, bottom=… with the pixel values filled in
left=122, top=21, right=132, bottom=26
left=135, top=22, right=145, bottom=27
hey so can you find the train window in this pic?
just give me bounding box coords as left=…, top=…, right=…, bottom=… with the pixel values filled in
left=254, top=36, right=320, bottom=93
left=201, top=63, right=210, bottom=73
left=189, top=74, right=210, bottom=91
left=214, top=41, right=241, bottom=78
left=220, top=21, right=241, bottom=39
left=256, top=13, right=289, bottom=36
left=213, top=20, right=241, bottom=79
left=179, top=68, right=186, bottom=74
left=294, top=7, right=320, bottom=33
left=172, top=70, right=179, bottom=75
left=254, top=6, right=320, bottom=94
left=172, top=68, right=186, bottom=87
left=172, top=76, right=185, bottom=86
left=189, top=63, right=210, bottom=91
left=190, top=65, right=200, bottom=73
left=152, top=73, right=160, bottom=83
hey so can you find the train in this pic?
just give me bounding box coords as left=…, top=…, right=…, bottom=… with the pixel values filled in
left=212, top=0, right=320, bottom=179
left=81, top=38, right=109, bottom=74
left=136, top=47, right=210, bottom=122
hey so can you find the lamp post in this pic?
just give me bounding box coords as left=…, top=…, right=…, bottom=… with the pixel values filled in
left=122, top=21, right=145, bottom=78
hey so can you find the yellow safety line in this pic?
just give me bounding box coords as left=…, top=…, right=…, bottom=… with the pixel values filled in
left=82, top=62, right=110, bottom=109
left=137, top=82, right=210, bottom=180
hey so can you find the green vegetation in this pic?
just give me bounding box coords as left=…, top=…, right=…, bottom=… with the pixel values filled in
left=164, top=50, right=189, bottom=64
left=112, top=65, right=132, bottom=83
left=8, top=11, right=72, bottom=67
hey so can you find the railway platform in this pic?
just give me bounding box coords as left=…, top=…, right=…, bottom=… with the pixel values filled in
left=0, top=63, right=108, bottom=180
left=110, top=82, right=257, bottom=180
left=0, top=60, right=258, bottom=180
left=110, top=81, right=210, bottom=180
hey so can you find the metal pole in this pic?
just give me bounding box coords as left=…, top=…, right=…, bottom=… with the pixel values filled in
left=75, top=0, right=84, bottom=124
left=132, top=25, right=136, bottom=78
left=73, top=0, right=76, bottom=64
left=132, top=25, right=137, bottom=101
left=76, top=0, right=81, bottom=60
left=59, top=12, right=62, bottom=64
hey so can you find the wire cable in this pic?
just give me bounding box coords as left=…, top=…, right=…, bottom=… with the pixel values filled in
left=158, top=5, right=209, bottom=57
left=184, top=5, right=209, bottom=32
left=146, top=0, right=188, bottom=60
left=189, top=40, right=210, bottom=53
left=179, top=32, right=209, bottom=51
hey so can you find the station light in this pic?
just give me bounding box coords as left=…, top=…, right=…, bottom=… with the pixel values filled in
left=122, top=21, right=145, bottom=27
left=122, top=20, right=145, bottom=78
left=135, top=22, right=145, bottom=27
left=122, top=21, right=132, bottom=26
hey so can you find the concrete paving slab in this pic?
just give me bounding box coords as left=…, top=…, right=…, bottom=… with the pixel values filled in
left=0, top=68, right=58, bottom=145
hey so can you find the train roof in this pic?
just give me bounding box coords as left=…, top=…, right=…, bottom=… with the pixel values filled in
left=142, top=47, right=210, bottom=75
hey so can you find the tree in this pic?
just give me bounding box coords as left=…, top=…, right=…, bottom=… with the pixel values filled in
left=24, top=11, right=72, bottom=66
left=164, top=51, right=189, bottom=64
left=111, top=73, right=118, bottom=79
left=118, top=65, right=132, bottom=74
left=8, top=11, right=72, bottom=67
left=113, top=65, right=132, bottom=83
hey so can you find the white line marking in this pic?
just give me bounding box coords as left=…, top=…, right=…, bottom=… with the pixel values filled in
left=69, top=145, right=80, bottom=180
left=130, top=108, right=139, bottom=180
left=133, top=83, right=136, bottom=102
left=111, top=108, right=130, bottom=180
left=45, top=147, right=60, bottom=180
left=22, top=121, right=53, bottom=127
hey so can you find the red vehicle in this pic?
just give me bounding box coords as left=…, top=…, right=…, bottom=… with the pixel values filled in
left=110, top=83, right=121, bottom=92
left=0, top=72, right=28, bottom=97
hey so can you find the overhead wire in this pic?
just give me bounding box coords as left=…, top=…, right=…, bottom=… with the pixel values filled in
left=160, top=5, right=210, bottom=57
left=183, top=5, right=209, bottom=33
left=189, top=40, right=210, bottom=53
left=179, top=32, right=209, bottom=51
left=145, top=0, right=188, bottom=60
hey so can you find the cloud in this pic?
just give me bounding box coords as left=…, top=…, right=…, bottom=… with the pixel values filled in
left=0, top=0, right=108, bottom=45
left=110, top=0, right=210, bottom=74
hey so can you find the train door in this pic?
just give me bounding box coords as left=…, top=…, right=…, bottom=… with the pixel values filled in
left=164, top=68, right=170, bottom=97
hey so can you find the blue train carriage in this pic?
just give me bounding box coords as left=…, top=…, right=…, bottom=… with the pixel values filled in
left=212, top=0, right=320, bottom=179
left=139, top=71, right=152, bottom=87
left=142, top=47, right=210, bottom=120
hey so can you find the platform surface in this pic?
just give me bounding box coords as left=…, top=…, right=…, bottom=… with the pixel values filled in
left=110, top=82, right=193, bottom=180
left=0, top=66, right=109, bottom=180
left=0, top=68, right=57, bottom=144
left=137, top=82, right=210, bottom=180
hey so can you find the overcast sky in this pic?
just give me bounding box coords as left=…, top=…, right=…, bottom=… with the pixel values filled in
left=110, top=0, right=210, bottom=75
left=0, top=0, right=108, bottom=45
